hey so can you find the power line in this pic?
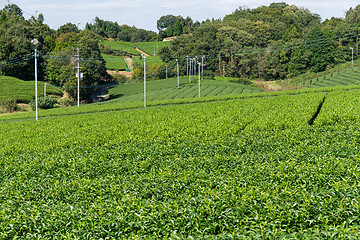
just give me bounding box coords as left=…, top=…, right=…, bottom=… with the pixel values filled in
left=1, top=31, right=358, bottom=72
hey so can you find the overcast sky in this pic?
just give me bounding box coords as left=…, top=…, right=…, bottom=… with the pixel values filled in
left=3, top=0, right=360, bottom=31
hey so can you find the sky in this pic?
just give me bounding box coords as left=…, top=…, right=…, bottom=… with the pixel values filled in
left=3, top=0, right=360, bottom=32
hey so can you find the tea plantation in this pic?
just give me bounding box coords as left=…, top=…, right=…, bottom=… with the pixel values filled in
left=1, top=87, right=360, bottom=238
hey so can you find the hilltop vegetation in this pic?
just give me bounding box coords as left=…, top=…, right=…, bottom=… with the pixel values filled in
left=1, top=2, right=360, bottom=106
left=0, top=75, right=61, bottom=102
left=160, top=3, right=360, bottom=81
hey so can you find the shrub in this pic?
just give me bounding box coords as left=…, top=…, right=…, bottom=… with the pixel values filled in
left=203, top=70, right=215, bottom=79
left=29, top=97, right=58, bottom=110
left=0, top=99, right=18, bottom=112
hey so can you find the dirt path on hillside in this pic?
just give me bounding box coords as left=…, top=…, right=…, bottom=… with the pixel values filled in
left=107, top=70, right=132, bottom=78
left=254, top=80, right=302, bottom=91
left=132, top=43, right=150, bottom=57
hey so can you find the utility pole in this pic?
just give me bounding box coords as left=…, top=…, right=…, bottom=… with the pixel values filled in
left=201, top=56, right=204, bottom=79
left=44, top=83, right=46, bottom=98
left=143, top=55, right=146, bottom=108
left=31, top=39, right=39, bottom=121
left=166, top=65, right=168, bottom=79
left=223, top=64, right=225, bottom=77
left=75, top=48, right=80, bottom=107
left=194, top=57, right=197, bottom=76
left=189, top=58, right=192, bottom=83
left=357, top=34, right=359, bottom=55
left=198, top=62, right=201, bottom=97
left=176, top=59, right=179, bottom=88
left=350, top=47, right=354, bottom=65
left=35, top=47, right=38, bottom=120
left=186, top=56, right=189, bottom=77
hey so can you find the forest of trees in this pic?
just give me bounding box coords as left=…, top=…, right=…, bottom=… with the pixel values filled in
left=1, top=2, right=360, bottom=97
left=0, top=4, right=107, bottom=102
left=85, top=17, right=158, bottom=42
left=160, top=3, right=360, bottom=80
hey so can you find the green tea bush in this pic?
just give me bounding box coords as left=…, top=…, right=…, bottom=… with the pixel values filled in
left=0, top=99, right=18, bottom=112
left=29, top=97, right=58, bottom=110
left=1, top=88, right=360, bottom=238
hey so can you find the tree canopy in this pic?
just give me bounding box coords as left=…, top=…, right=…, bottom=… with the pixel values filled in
left=161, top=2, right=360, bottom=80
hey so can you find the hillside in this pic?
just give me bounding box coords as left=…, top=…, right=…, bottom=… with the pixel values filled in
left=108, top=77, right=262, bottom=103
left=0, top=75, right=61, bottom=103
left=1, top=86, right=360, bottom=238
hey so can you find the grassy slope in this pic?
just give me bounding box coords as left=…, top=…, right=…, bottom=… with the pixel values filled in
left=108, top=77, right=262, bottom=103
left=306, top=66, right=360, bottom=88
left=101, top=54, right=128, bottom=70
left=1, top=87, right=360, bottom=238
left=102, top=40, right=140, bottom=55
left=101, top=41, right=168, bottom=71
left=0, top=75, right=61, bottom=103
left=134, top=41, right=170, bottom=56
left=291, top=59, right=360, bottom=88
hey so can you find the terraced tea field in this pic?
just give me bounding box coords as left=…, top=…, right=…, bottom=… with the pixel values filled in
left=301, top=66, right=360, bottom=88
left=108, top=77, right=262, bottom=103
left=102, top=41, right=140, bottom=56
left=134, top=41, right=170, bottom=56
left=101, top=54, right=128, bottom=70
left=1, top=86, right=360, bottom=238
left=0, top=76, right=61, bottom=103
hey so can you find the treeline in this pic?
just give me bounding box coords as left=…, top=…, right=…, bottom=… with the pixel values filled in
left=160, top=3, right=360, bottom=80
left=84, top=15, right=203, bottom=41
left=0, top=4, right=107, bottom=103
left=85, top=17, right=157, bottom=42
left=157, top=15, right=201, bottom=38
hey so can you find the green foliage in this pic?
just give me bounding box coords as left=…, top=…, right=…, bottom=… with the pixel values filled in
left=0, top=99, right=18, bottom=112
left=46, top=31, right=107, bottom=102
left=165, top=3, right=358, bottom=80
left=0, top=75, right=61, bottom=103
left=133, top=41, right=170, bottom=56
left=157, top=15, right=194, bottom=38
left=1, top=88, right=360, bottom=237
left=102, top=41, right=140, bottom=56
left=108, top=77, right=261, bottom=103
left=101, top=54, right=127, bottom=70
left=29, top=97, right=57, bottom=110
left=86, top=17, right=157, bottom=42
left=345, top=5, right=360, bottom=25
left=57, top=22, right=80, bottom=34
left=0, top=4, right=56, bottom=81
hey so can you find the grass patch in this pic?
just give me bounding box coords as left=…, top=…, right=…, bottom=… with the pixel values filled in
left=0, top=75, right=61, bottom=103
left=101, top=54, right=127, bottom=70
left=134, top=41, right=171, bottom=56
left=102, top=41, right=140, bottom=56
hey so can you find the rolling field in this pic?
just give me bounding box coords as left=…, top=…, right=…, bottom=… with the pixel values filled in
left=108, top=77, right=262, bottom=103
left=301, top=65, right=360, bottom=88
left=1, top=86, right=360, bottom=238
left=134, top=41, right=171, bottom=56
left=101, top=41, right=169, bottom=70
left=0, top=76, right=61, bottom=103
left=102, top=41, right=140, bottom=56
left=101, top=54, right=128, bottom=70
